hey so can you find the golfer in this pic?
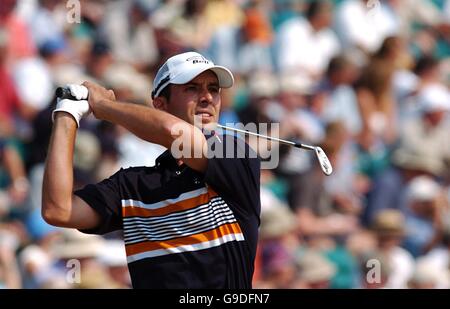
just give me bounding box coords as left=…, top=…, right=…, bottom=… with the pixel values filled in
left=42, top=52, right=261, bottom=288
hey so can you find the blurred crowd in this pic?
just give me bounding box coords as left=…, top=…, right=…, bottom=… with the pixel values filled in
left=0, top=0, right=449, bottom=289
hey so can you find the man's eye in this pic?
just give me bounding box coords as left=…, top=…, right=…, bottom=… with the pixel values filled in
left=209, top=87, right=219, bottom=93
left=186, top=86, right=197, bottom=91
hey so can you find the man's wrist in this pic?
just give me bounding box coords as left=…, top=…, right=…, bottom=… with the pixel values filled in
left=95, top=98, right=116, bottom=121
left=53, top=112, right=79, bottom=129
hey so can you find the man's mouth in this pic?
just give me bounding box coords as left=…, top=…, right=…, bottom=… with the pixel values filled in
left=195, top=111, right=214, bottom=118
left=194, top=111, right=215, bottom=125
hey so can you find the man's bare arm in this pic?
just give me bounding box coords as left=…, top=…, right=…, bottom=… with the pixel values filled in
left=42, top=113, right=101, bottom=229
left=84, top=82, right=208, bottom=173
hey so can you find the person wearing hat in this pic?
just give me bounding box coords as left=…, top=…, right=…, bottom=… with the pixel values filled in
left=408, top=258, right=450, bottom=289
left=370, top=209, right=415, bottom=288
left=394, top=83, right=450, bottom=177
left=403, top=176, right=448, bottom=257
left=51, top=230, right=121, bottom=289
left=42, top=52, right=261, bottom=288
left=415, top=219, right=450, bottom=288
left=364, top=83, right=450, bottom=224
left=296, top=250, right=337, bottom=289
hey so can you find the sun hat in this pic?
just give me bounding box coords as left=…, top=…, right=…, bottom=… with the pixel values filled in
left=371, top=209, right=406, bottom=237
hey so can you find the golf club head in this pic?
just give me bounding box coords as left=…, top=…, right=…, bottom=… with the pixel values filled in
left=315, top=147, right=333, bottom=176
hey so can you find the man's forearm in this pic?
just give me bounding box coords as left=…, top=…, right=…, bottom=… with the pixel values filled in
left=97, top=99, right=208, bottom=171
left=42, top=114, right=77, bottom=223
left=97, top=100, right=182, bottom=147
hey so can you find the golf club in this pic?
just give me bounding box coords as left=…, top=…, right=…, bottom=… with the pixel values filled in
left=216, top=124, right=333, bottom=176
left=55, top=87, right=333, bottom=175
left=55, top=87, right=77, bottom=100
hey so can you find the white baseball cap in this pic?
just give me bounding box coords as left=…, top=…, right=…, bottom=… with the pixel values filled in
left=418, top=84, right=450, bottom=113
left=406, top=176, right=441, bottom=202
left=151, top=52, right=234, bottom=99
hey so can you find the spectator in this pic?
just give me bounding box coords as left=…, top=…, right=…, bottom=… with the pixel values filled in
left=238, top=71, right=279, bottom=126
left=334, top=0, right=398, bottom=54
left=51, top=230, right=119, bottom=289
left=276, top=0, right=340, bottom=79
left=395, top=56, right=441, bottom=121
left=296, top=250, right=336, bottom=289
left=403, top=176, right=449, bottom=257
left=317, top=55, right=361, bottom=136
left=365, top=145, right=446, bottom=225
left=291, top=121, right=361, bottom=239
left=386, top=0, right=444, bottom=39
left=84, top=40, right=113, bottom=83
left=0, top=27, right=28, bottom=137
left=237, top=0, right=274, bottom=74
left=257, top=205, right=299, bottom=288
left=97, top=240, right=132, bottom=288
left=417, top=220, right=450, bottom=288
left=408, top=258, right=449, bottom=288
left=370, top=209, right=415, bottom=288
left=0, top=0, right=36, bottom=65
left=18, top=244, right=61, bottom=289
left=354, top=37, right=400, bottom=146
left=102, top=0, right=159, bottom=72
left=397, top=83, right=450, bottom=178
left=28, top=0, right=65, bottom=50
left=0, top=140, right=29, bottom=214
left=0, top=229, right=21, bottom=288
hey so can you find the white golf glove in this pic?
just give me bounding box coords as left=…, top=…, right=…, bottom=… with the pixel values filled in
left=52, top=84, right=91, bottom=128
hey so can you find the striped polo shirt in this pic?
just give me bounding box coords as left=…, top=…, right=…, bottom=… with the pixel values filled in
left=75, top=134, right=261, bottom=288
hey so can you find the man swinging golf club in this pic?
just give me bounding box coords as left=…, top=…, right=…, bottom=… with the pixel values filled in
left=42, top=52, right=261, bottom=288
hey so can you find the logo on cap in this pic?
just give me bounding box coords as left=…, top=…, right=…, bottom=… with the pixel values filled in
left=186, top=55, right=210, bottom=65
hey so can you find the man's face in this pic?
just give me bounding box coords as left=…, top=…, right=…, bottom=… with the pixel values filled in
left=166, top=70, right=221, bottom=127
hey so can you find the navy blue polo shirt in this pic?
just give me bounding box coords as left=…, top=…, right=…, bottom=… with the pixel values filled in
left=74, top=134, right=261, bottom=288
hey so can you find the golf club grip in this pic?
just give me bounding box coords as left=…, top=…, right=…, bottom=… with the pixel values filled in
left=293, top=142, right=315, bottom=151
left=55, top=87, right=82, bottom=100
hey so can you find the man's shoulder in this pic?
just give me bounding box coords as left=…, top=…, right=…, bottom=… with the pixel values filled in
left=110, top=165, right=159, bottom=180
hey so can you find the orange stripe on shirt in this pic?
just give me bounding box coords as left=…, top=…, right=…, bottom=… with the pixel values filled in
left=122, top=190, right=218, bottom=217
left=125, top=222, right=243, bottom=256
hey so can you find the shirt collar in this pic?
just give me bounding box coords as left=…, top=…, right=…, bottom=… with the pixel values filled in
left=155, top=132, right=218, bottom=169
left=155, top=150, right=177, bottom=167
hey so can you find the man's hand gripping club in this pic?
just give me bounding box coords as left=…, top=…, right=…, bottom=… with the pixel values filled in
left=52, top=84, right=90, bottom=127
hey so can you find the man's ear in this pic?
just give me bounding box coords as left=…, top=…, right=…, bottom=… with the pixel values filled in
left=152, top=97, right=168, bottom=111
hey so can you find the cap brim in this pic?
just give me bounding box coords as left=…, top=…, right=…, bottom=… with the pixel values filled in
left=210, top=66, right=234, bottom=88
left=171, top=65, right=234, bottom=88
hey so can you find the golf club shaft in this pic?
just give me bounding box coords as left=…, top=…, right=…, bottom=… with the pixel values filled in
left=55, top=88, right=317, bottom=152
left=55, top=88, right=319, bottom=153
left=55, top=86, right=332, bottom=175
left=216, top=124, right=316, bottom=151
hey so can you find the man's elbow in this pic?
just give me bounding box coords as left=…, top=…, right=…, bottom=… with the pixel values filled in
left=41, top=203, right=70, bottom=227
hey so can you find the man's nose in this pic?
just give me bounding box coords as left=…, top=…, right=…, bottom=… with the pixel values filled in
left=199, top=87, right=213, bottom=104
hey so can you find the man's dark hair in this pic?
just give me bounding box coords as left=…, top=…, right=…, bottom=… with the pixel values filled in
left=326, top=55, right=350, bottom=77
left=306, top=0, right=329, bottom=20
left=413, top=56, right=438, bottom=76
left=159, top=85, right=172, bottom=101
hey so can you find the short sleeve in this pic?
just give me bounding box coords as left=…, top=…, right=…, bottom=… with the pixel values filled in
left=74, top=170, right=123, bottom=235
left=204, top=134, right=261, bottom=218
